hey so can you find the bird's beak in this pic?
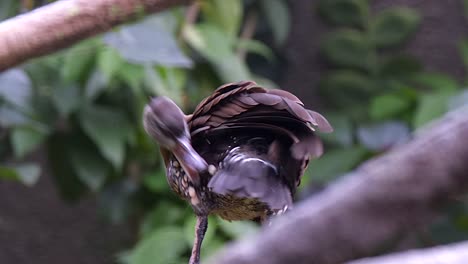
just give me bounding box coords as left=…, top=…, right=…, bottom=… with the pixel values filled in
left=172, top=137, right=208, bottom=185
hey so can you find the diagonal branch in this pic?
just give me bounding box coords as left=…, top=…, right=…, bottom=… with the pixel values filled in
left=0, top=0, right=193, bottom=71
left=348, top=241, right=468, bottom=264
left=209, top=106, right=468, bottom=264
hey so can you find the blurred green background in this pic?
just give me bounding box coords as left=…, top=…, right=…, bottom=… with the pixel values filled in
left=0, top=0, right=468, bottom=263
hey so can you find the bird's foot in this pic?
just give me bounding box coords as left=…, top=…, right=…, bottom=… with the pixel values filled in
left=265, top=205, right=291, bottom=226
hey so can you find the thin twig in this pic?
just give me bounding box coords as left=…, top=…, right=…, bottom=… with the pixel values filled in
left=237, top=10, right=258, bottom=61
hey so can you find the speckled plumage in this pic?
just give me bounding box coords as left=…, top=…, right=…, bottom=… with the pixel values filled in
left=165, top=152, right=274, bottom=221
left=160, top=81, right=332, bottom=221
left=146, top=81, right=332, bottom=264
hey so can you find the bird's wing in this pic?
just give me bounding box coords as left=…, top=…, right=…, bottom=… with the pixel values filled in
left=188, top=81, right=332, bottom=189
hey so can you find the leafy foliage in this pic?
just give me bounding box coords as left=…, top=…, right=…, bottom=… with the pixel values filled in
left=0, top=1, right=288, bottom=263
left=313, top=0, right=468, bottom=173
left=313, top=0, right=468, bottom=249
left=1, top=0, right=468, bottom=263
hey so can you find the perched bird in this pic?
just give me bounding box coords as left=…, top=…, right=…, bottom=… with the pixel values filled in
left=143, top=81, right=332, bottom=264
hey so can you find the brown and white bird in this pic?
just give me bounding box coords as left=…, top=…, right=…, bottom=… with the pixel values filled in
left=143, top=81, right=332, bottom=264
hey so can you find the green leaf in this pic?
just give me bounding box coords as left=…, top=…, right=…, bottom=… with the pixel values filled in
left=98, top=47, right=124, bottom=81
left=52, top=85, right=81, bottom=116
left=371, top=7, right=420, bottom=48
left=163, top=67, right=188, bottom=95
left=380, top=55, right=422, bottom=78
left=143, top=65, right=184, bottom=106
left=130, top=227, right=187, bottom=264
left=320, top=70, right=375, bottom=109
left=61, top=39, right=97, bottom=83
left=306, top=147, right=368, bottom=183
left=459, top=40, right=468, bottom=69
left=317, top=0, right=368, bottom=27
left=116, top=250, right=133, bottom=264
left=48, top=133, right=86, bottom=201
left=215, top=54, right=250, bottom=83
left=260, top=0, right=290, bottom=46
left=217, top=219, right=258, bottom=239
left=142, top=169, right=168, bottom=193
left=69, top=145, right=111, bottom=191
left=0, top=163, right=41, bottom=186
left=370, top=94, right=411, bottom=120
left=448, top=89, right=468, bottom=111
left=11, top=127, right=47, bottom=158
left=201, top=237, right=224, bottom=259
left=118, top=63, right=145, bottom=92
left=236, top=39, right=275, bottom=61
left=0, top=0, right=19, bottom=21
left=184, top=24, right=234, bottom=62
left=0, top=69, right=33, bottom=126
left=99, top=180, right=137, bottom=224
left=79, top=105, right=132, bottom=169
left=201, top=0, right=243, bottom=37
left=85, top=70, right=109, bottom=101
left=318, top=113, right=353, bottom=147
left=146, top=66, right=188, bottom=106
left=412, top=72, right=460, bottom=92
left=184, top=24, right=250, bottom=82
left=140, top=202, right=187, bottom=238
left=322, top=29, right=372, bottom=70
left=357, top=121, right=410, bottom=151
left=0, top=107, right=29, bottom=127
left=103, top=12, right=192, bottom=67
left=413, top=91, right=455, bottom=128
left=0, top=69, right=32, bottom=112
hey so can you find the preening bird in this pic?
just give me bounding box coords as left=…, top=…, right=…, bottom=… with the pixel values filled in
left=143, top=81, right=332, bottom=264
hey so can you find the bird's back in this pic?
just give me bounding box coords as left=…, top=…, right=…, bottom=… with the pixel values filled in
left=187, top=81, right=332, bottom=220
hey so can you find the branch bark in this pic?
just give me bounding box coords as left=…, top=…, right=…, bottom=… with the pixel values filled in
left=348, top=241, right=468, bottom=264
left=209, top=107, right=468, bottom=264
left=0, top=0, right=193, bottom=71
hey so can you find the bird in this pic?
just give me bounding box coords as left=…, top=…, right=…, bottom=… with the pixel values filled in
left=143, top=81, right=333, bottom=264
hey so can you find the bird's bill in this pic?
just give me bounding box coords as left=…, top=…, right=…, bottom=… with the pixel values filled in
left=173, top=137, right=207, bottom=185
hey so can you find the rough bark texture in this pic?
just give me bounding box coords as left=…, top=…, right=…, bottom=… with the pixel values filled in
left=0, top=0, right=193, bottom=71
left=348, top=241, right=468, bottom=264
left=209, top=107, right=468, bottom=264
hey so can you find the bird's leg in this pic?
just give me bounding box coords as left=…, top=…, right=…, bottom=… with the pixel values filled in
left=189, top=215, right=208, bottom=264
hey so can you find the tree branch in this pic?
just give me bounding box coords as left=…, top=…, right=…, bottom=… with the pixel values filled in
left=209, top=107, right=468, bottom=264
left=348, top=241, right=468, bottom=264
left=0, top=0, right=193, bottom=71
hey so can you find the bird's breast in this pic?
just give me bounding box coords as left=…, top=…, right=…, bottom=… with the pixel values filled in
left=166, top=158, right=201, bottom=207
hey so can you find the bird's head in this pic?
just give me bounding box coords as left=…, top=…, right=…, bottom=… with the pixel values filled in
left=143, top=96, right=207, bottom=185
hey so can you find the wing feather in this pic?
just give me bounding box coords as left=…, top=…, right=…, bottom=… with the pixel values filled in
left=188, top=81, right=332, bottom=191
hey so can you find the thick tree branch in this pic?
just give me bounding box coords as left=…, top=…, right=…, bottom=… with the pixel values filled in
left=348, top=241, right=468, bottom=264
left=210, top=107, right=468, bottom=264
left=0, top=0, right=193, bottom=71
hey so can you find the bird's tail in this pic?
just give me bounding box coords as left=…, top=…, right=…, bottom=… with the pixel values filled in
left=207, top=154, right=292, bottom=211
